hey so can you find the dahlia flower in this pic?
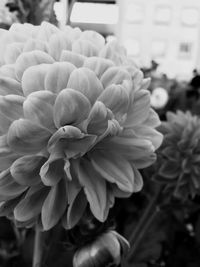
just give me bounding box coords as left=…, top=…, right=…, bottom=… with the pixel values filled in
left=155, top=111, right=200, bottom=199
left=0, top=22, right=162, bottom=230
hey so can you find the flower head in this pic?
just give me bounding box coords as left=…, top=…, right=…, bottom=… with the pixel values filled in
left=0, top=22, right=162, bottom=230
left=155, top=111, right=200, bottom=199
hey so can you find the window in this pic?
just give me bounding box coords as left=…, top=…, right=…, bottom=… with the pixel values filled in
left=124, top=39, right=140, bottom=56
left=154, top=6, right=172, bottom=25
left=178, top=42, right=193, bottom=59
left=181, top=8, right=199, bottom=27
left=70, top=2, right=119, bottom=24
left=125, top=3, right=144, bottom=23
left=152, top=40, right=167, bottom=57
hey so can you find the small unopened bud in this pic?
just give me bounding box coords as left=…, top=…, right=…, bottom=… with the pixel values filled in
left=73, top=230, right=129, bottom=267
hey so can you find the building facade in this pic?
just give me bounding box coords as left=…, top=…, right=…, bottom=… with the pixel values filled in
left=117, top=0, right=200, bottom=80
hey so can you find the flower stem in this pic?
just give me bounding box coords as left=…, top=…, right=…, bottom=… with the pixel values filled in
left=128, top=185, right=163, bottom=260
left=32, top=226, right=44, bottom=267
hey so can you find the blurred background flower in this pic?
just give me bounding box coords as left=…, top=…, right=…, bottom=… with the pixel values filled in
left=155, top=110, right=200, bottom=199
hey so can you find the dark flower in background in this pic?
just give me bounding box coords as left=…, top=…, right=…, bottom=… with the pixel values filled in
left=155, top=110, right=200, bottom=199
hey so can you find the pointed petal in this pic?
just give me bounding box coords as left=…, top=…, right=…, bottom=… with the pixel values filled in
left=97, top=84, right=129, bottom=119
left=23, top=91, right=56, bottom=130
left=133, top=125, right=163, bottom=150
left=0, top=195, right=22, bottom=217
left=67, top=68, right=103, bottom=104
left=97, top=130, right=155, bottom=160
left=45, top=62, right=75, bottom=93
left=91, top=152, right=134, bottom=193
left=10, top=155, right=46, bottom=186
left=7, top=119, right=51, bottom=154
left=72, top=39, right=98, bottom=57
left=77, top=158, right=108, bottom=221
left=83, top=57, right=114, bottom=79
left=63, top=188, right=87, bottom=229
left=125, top=90, right=151, bottom=127
left=14, top=185, right=49, bottom=221
left=0, top=95, right=24, bottom=121
left=132, top=166, right=143, bottom=192
left=60, top=50, right=85, bottom=68
left=22, top=64, right=51, bottom=96
left=133, top=153, right=157, bottom=169
left=0, top=77, right=22, bottom=96
left=40, top=151, right=65, bottom=186
left=0, top=169, right=27, bottom=200
left=15, top=50, right=54, bottom=81
left=42, top=179, right=67, bottom=230
left=86, top=101, right=108, bottom=135
left=100, top=67, right=131, bottom=89
left=48, top=32, right=72, bottom=60
left=142, top=108, right=161, bottom=128
left=53, top=88, right=91, bottom=128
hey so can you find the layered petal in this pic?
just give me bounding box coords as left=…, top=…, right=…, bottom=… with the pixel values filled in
left=76, top=158, right=108, bottom=221
left=91, top=151, right=134, bottom=193
left=10, top=155, right=46, bottom=186
left=22, top=64, right=50, bottom=96
left=23, top=91, right=56, bottom=130
left=14, top=184, right=49, bottom=222
left=41, top=178, right=67, bottom=230
left=45, top=62, right=75, bottom=93
left=67, top=68, right=104, bottom=104
left=15, top=50, right=54, bottom=80
left=7, top=119, right=51, bottom=153
left=0, top=169, right=27, bottom=201
left=53, top=88, right=91, bottom=128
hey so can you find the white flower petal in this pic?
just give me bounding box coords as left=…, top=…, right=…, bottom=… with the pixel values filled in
left=60, top=50, right=85, bottom=68
left=80, top=30, right=105, bottom=50
left=77, top=158, right=108, bottom=221
left=0, top=77, right=22, bottom=96
left=14, top=185, right=49, bottom=222
left=86, top=101, right=108, bottom=135
left=91, top=152, right=134, bottom=193
left=45, top=62, right=75, bottom=93
left=0, top=95, right=24, bottom=121
left=97, top=84, right=129, bottom=119
left=23, top=39, right=48, bottom=53
left=83, top=57, right=114, bottom=79
left=7, top=119, right=51, bottom=154
left=15, top=50, right=54, bottom=81
left=23, top=91, right=56, bottom=130
left=100, top=66, right=131, bottom=89
left=36, top=21, right=59, bottom=41
left=72, top=39, right=98, bottom=57
left=48, top=32, right=72, bottom=60
left=10, top=155, right=46, bottom=185
left=125, top=90, right=151, bottom=127
left=67, top=67, right=103, bottom=104
left=4, top=42, right=24, bottom=64
left=42, top=178, right=67, bottom=230
left=53, top=88, right=91, bottom=128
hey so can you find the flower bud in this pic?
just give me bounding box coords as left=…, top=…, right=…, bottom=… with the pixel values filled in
left=73, top=231, right=129, bottom=267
